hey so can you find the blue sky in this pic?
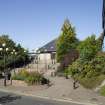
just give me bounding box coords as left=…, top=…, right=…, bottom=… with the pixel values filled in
left=0, top=0, right=104, bottom=51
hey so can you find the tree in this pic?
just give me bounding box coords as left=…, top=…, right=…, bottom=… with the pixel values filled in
left=98, top=32, right=105, bottom=50
left=102, top=0, right=105, bottom=49
left=67, top=35, right=105, bottom=89
left=77, top=35, right=101, bottom=61
left=56, top=19, right=79, bottom=62
left=0, top=35, right=30, bottom=72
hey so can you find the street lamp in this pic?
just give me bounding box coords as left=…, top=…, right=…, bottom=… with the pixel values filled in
left=11, top=49, right=17, bottom=74
left=2, top=43, right=6, bottom=47
left=36, top=50, right=40, bottom=72
left=24, top=50, right=26, bottom=67
left=0, top=48, right=3, bottom=55
left=0, top=43, right=9, bottom=86
left=32, top=49, right=36, bottom=64
left=44, top=49, right=47, bottom=72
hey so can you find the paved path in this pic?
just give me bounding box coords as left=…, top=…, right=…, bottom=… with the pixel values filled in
left=0, top=66, right=105, bottom=105
left=0, top=76, right=105, bottom=105
left=0, top=91, right=83, bottom=105
left=33, top=76, right=105, bottom=105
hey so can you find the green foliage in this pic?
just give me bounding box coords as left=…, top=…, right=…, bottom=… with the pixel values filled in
left=68, top=52, right=105, bottom=77
left=0, top=35, right=16, bottom=50
left=77, top=35, right=101, bottom=61
left=12, top=69, right=47, bottom=85
left=67, top=55, right=105, bottom=88
left=18, top=69, right=30, bottom=78
left=25, top=72, right=42, bottom=85
left=0, top=35, right=30, bottom=72
left=12, top=69, right=29, bottom=81
left=56, top=19, right=79, bottom=62
left=12, top=74, right=25, bottom=81
left=78, top=75, right=105, bottom=89
left=67, top=35, right=105, bottom=89
left=100, top=85, right=105, bottom=96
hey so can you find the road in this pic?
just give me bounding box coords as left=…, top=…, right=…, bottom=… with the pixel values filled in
left=0, top=91, right=83, bottom=105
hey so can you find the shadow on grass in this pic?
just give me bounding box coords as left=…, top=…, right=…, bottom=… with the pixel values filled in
left=0, top=94, right=21, bottom=104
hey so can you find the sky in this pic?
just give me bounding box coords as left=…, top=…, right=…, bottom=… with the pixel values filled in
left=0, top=0, right=104, bottom=51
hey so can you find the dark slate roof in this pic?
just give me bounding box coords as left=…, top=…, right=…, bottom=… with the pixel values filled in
left=38, top=39, right=57, bottom=53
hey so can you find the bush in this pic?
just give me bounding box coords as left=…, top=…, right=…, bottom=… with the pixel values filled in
left=12, top=69, right=49, bottom=85
left=99, top=85, right=105, bottom=96
left=67, top=59, right=82, bottom=76
left=25, top=72, right=42, bottom=85
left=67, top=52, right=105, bottom=89
left=63, top=34, right=105, bottom=89
left=12, top=69, right=29, bottom=81
left=68, top=55, right=105, bottom=89
left=12, top=74, right=25, bottom=81
left=25, top=76, right=38, bottom=85
left=77, top=75, right=105, bottom=89
left=77, top=35, right=101, bottom=61
left=41, top=77, right=50, bottom=85
left=18, top=69, right=30, bottom=78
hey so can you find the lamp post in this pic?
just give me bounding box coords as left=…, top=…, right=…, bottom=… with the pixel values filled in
left=0, top=43, right=9, bottom=86
left=32, top=49, right=36, bottom=64
left=11, top=49, right=17, bottom=74
left=44, top=49, right=47, bottom=72
left=24, top=50, right=26, bottom=67
left=0, top=48, right=3, bottom=56
left=36, top=50, right=40, bottom=72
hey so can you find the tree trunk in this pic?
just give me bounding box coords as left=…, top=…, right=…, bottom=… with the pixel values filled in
left=99, top=32, right=105, bottom=49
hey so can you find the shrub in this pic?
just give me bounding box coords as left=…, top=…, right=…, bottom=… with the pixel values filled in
left=12, top=74, right=25, bottom=81
left=41, top=77, right=50, bottom=85
left=64, top=34, right=105, bottom=89
left=77, top=35, right=101, bottom=61
left=25, top=72, right=42, bottom=85
left=99, top=85, right=105, bottom=96
left=67, top=59, right=82, bottom=76
left=71, top=52, right=105, bottom=74
left=25, top=76, right=38, bottom=85
left=12, top=69, right=29, bottom=81
left=18, top=69, right=30, bottom=78
left=67, top=51, right=105, bottom=89
left=12, top=69, right=48, bottom=85
left=77, top=75, right=105, bottom=89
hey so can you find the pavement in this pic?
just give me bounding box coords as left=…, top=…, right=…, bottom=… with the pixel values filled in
left=0, top=91, right=83, bottom=105
left=0, top=76, right=105, bottom=105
